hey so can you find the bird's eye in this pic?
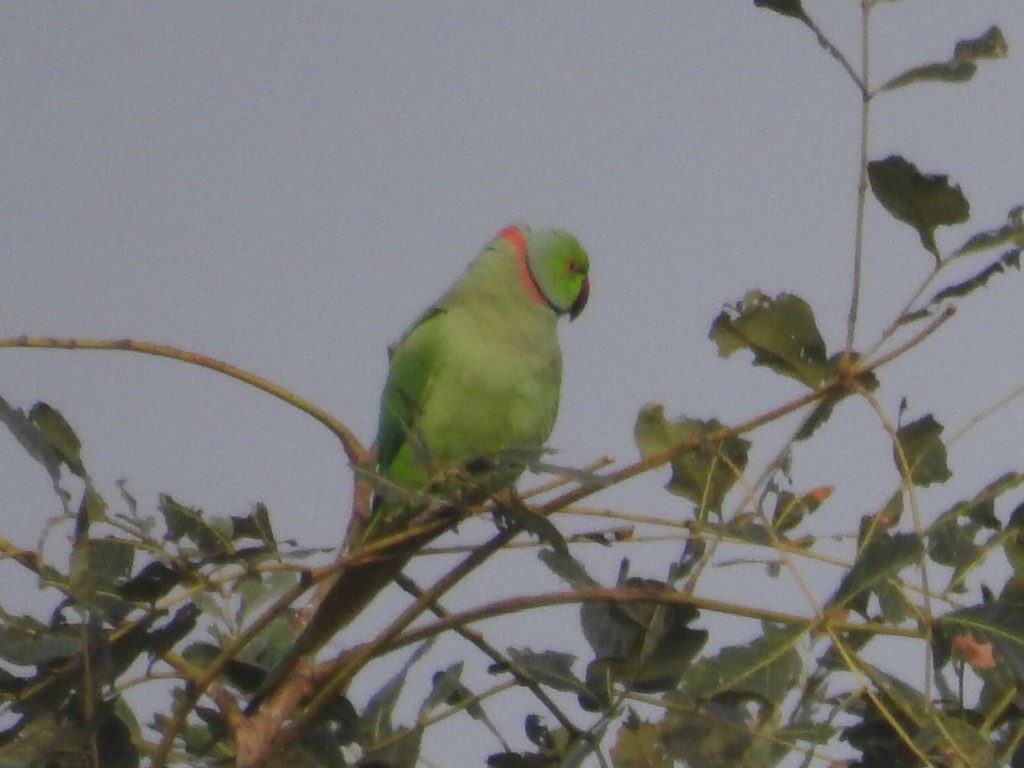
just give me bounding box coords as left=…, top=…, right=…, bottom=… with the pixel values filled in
left=566, top=260, right=577, bottom=274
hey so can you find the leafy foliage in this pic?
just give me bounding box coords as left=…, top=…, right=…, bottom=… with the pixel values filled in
left=3, top=5, right=1024, bottom=768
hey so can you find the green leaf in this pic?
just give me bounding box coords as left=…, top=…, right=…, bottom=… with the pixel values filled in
left=867, top=155, right=970, bottom=258
left=1003, top=502, right=1024, bottom=574
left=158, top=494, right=231, bottom=555
left=659, top=692, right=785, bottom=768
left=875, top=581, right=912, bottom=624
left=422, top=662, right=466, bottom=715
left=952, top=205, right=1024, bottom=257
left=611, top=716, right=673, bottom=768
left=360, top=641, right=431, bottom=765
left=29, top=402, right=85, bottom=476
left=681, top=625, right=802, bottom=707
left=580, top=576, right=707, bottom=694
left=880, top=60, right=976, bottom=91
left=752, top=0, right=807, bottom=22
left=771, top=486, right=831, bottom=533
left=0, top=702, right=140, bottom=768
left=926, top=248, right=1021, bottom=307
left=537, top=548, right=600, bottom=590
left=229, top=502, right=277, bottom=547
left=710, top=291, right=833, bottom=388
left=894, top=414, right=952, bottom=487
left=0, top=394, right=64, bottom=484
left=795, top=391, right=843, bottom=441
left=0, top=618, right=78, bottom=667
left=956, top=25, right=1009, bottom=61
left=116, top=561, right=187, bottom=605
left=774, top=722, right=836, bottom=747
left=505, top=648, right=585, bottom=695
left=915, top=714, right=997, bottom=768
left=831, top=532, right=924, bottom=613
left=880, top=26, right=1007, bottom=92
left=841, top=682, right=929, bottom=768
left=494, top=499, right=568, bottom=555
left=930, top=473, right=1019, bottom=591
left=634, top=404, right=750, bottom=516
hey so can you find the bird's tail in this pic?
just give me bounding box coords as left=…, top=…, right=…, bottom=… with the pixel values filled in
left=245, top=508, right=455, bottom=715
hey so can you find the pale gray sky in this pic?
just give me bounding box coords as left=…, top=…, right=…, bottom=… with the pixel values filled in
left=4, top=3, right=1024, bottom=764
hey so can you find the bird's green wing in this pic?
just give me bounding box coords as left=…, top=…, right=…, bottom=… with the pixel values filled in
left=376, top=308, right=446, bottom=481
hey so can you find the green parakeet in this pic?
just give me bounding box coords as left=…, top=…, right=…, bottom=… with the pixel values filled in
left=249, top=225, right=590, bottom=710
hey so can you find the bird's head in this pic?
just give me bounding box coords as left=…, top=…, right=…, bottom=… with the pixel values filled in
left=502, top=226, right=590, bottom=320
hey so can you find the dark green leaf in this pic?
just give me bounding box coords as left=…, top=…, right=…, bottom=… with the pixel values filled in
left=634, top=404, right=750, bottom=516
left=841, top=688, right=925, bottom=768
left=29, top=402, right=85, bottom=476
left=928, top=249, right=1021, bottom=306
left=1004, top=502, right=1024, bottom=574
left=771, top=486, right=831, bottom=533
left=952, top=206, right=1024, bottom=257
left=709, top=291, right=833, bottom=388
left=83, top=537, right=135, bottom=590
left=505, top=648, right=585, bottom=695
left=580, top=657, right=616, bottom=712
left=158, top=494, right=230, bottom=555
left=362, top=726, right=422, bottom=768
left=795, top=392, right=843, bottom=441
left=878, top=490, right=904, bottom=529
left=868, top=155, right=970, bottom=258
left=894, top=414, right=952, bottom=487
left=831, top=532, right=924, bottom=613
left=487, top=752, right=557, bottom=768
left=145, top=604, right=201, bottom=661
left=660, top=693, right=781, bottom=768
left=0, top=619, right=78, bottom=667
left=931, top=474, right=1020, bottom=591
left=880, top=26, right=1007, bottom=92
left=524, top=714, right=553, bottom=750
left=752, top=0, right=807, bottom=22
left=582, top=577, right=707, bottom=694
left=361, top=640, right=432, bottom=746
left=875, top=581, right=912, bottom=624
left=117, top=561, right=187, bottom=604
left=94, top=704, right=140, bottom=768
left=682, top=625, right=802, bottom=706
left=880, top=60, right=976, bottom=92
left=0, top=394, right=64, bottom=484
left=915, top=715, right=997, bottom=768
left=421, top=662, right=481, bottom=720
left=229, top=502, right=277, bottom=547
left=537, top=548, right=599, bottom=590
left=954, top=25, right=1009, bottom=61
left=774, top=722, right=836, bottom=746
left=73, top=536, right=136, bottom=621
left=495, top=500, right=567, bottom=555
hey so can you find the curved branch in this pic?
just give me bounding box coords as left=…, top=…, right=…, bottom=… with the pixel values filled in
left=0, top=336, right=367, bottom=465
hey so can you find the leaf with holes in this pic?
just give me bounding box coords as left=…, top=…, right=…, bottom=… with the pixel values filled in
left=710, top=291, right=833, bottom=388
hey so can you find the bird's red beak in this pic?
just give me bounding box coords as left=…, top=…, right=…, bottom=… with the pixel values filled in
left=569, top=277, right=589, bottom=320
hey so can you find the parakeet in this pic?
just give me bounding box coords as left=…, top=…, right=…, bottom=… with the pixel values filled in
left=249, top=225, right=590, bottom=710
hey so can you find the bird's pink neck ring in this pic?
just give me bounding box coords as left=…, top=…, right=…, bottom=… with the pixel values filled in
left=499, top=226, right=554, bottom=310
